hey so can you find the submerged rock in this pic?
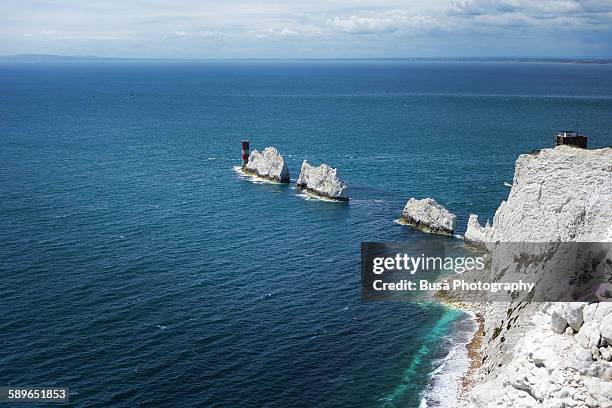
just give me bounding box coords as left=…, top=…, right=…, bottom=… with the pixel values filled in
left=243, top=147, right=290, bottom=183
left=296, top=160, right=349, bottom=201
left=399, top=197, right=456, bottom=235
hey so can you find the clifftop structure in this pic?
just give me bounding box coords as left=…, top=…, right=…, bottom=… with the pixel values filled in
left=555, top=130, right=588, bottom=149
left=241, top=140, right=250, bottom=167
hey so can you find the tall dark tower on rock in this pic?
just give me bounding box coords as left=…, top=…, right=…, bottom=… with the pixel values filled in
left=241, top=140, right=250, bottom=167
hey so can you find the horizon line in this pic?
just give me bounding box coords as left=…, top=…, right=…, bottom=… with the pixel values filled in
left=1, top=54, right=612, bottom=63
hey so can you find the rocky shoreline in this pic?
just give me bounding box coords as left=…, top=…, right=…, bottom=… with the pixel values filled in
left=461, top=316, right=484, bottom=396
left=434, top=291, right=487, bottom=395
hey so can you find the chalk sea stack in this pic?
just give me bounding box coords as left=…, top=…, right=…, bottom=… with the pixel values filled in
left=296, top=160, right=349, bottom=201
left=399, top=197, right=457, bottom=235
left=463, top=214, right=489, bottom=250
left=242, top=147, right=290, bottom=183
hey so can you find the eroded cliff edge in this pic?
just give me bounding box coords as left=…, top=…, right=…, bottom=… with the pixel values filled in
left=458, top=146, right=612, bottom=408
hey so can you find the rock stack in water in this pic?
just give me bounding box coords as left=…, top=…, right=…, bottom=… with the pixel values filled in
left=463, top=214, right=489, bottom=250
left=296, top=160, right=349, bottom=201
left=399, top=197, right=457, bottom=235
left=243, top=147, right=290, bottom=183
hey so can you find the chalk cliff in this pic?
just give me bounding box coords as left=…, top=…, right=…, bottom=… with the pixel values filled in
left=296, top=160, right=349, bottom=201
left=465, top=146, right=612, bottom=244
left=400, top=197, right=457, bottom=235
left=459, top=146, right=612, bottom=408
left=243, top=147, right=290, bottom=183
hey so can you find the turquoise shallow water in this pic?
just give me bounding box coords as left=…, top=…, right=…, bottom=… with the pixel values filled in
left=1, top=61, right=612, bottom=407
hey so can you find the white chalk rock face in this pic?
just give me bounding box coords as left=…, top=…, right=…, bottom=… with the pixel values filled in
left=466, top=146, right=612, bottom=243
left=550, top=308, right=569, bottom=334
left=400, top=197, right=456, bottom=235
left=296, top=160, right=349, bottom=201
left=551, top=303, right=586, bottom=333
left=460, top=146, right=612, bottom=408
left=464, top=214, right=489, bottom=247
left=576, top=321, right=602, bottom=350
left=243, top=147, right=290, bottom=183
left=601, top=314, right=612, bottom=345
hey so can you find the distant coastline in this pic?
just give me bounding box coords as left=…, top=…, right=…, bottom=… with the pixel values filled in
left=1, top=54, right=611, bottom=64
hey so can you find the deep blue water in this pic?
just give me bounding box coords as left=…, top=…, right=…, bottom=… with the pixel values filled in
left=1, top=61, right=612, bottom=407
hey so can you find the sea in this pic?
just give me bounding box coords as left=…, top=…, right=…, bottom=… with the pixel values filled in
left=1, top=60, right=611, bottom=407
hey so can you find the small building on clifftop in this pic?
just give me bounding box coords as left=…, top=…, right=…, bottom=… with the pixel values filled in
left=555, top=130, right=588, bottom=149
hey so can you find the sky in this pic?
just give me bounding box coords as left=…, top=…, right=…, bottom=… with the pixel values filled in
left=1, top=0, right=612, bottom=58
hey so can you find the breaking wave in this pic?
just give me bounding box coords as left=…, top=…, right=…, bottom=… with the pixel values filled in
left=419, top=312, right=478, bottom=408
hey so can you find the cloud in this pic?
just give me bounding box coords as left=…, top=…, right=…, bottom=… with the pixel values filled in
left=260, top=28, right=299, bottom=39
left=1, top=0, right=611, bottom=57
left=171, top=29, right=221, bottom=39
left=22, top=30, right=56, bottom=38
left=328, top=11, right=437, bottom=34
left=254, top=26, right=325, bottom=40
left=445, top=0, right=612, bottom=28
left=199, top=30, right=221, bottom=39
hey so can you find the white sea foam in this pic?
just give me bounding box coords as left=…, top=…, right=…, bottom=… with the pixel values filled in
left=419, top=314, right=478, bottom=408
left=431, top=348, right=455, bottom=376
left=294, top=191, right=347, bottom=202
left=233, top=166, right=285, bottom=185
